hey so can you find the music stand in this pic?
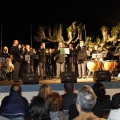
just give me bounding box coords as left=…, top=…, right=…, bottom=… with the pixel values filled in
left=60, top=48, right=70, bottom=55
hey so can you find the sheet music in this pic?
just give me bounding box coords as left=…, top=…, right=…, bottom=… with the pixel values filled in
left=25, top=55, right=30, bottom=61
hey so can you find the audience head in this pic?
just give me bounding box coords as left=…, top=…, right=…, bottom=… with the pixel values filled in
left=38, top=84, right=52, bottom=99
left=79, top=85, right=96, bottom=97
left=28, top=96, right=51, bottom=120
left=92, top=82, right=106, bottom=98
left=46, top=92, right=62, bottom=112
left=64, top=81, right=74, bottom=93
left=10, top=84, right=22, bottom=95
left=76, top=90, right=96, bottom=113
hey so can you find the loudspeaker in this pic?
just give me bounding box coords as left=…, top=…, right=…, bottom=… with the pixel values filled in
left=22, top=73, right=39, bottom=84
left=93, top=70, right=111, bottom=82
left=61, top=72, right=77, bottom=83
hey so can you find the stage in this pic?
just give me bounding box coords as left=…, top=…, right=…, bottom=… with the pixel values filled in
left=0, top=76, right=120, bottom=104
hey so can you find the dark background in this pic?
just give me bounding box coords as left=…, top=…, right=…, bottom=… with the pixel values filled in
left=0, top=0, right=120, bottom=50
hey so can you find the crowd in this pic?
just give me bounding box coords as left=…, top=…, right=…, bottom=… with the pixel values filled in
left=0, top=81, right=120, bottom=120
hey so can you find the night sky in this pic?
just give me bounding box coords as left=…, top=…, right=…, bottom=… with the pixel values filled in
left=0, top=0, right=120, bottom=50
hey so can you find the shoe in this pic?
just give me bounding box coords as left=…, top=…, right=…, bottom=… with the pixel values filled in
left=82, top=76, right=86, bottom=78
left=43, top=76, right=46, bottom=79
left=78, top=76, right=82, bottom=78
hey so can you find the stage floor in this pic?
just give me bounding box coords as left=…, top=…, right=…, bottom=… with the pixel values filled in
left=0, top=76, right=119, bottom=86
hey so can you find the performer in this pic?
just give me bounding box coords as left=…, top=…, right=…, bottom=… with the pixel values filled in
left=76, top=40, right=87, bottom=78
left=10, top=40, right=21, bottom=82
left=66, top=43, right=76, bottom=72
left=53, top=42, right=65, bottom=79
left=0, top=46, right=10, bottom=80
left=38, top=42, right=47, bottom=79
left=22, top=45, right=35, bottom=74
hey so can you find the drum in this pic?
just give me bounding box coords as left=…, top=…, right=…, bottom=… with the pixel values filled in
left=103, top=60, right=117, bottom=72
left=87, top=61, right=102, bottom=71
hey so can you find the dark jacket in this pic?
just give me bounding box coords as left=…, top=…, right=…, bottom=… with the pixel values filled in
left=10, top=45, right=21, bottom=63
left=61, top=92, right=77, bottom=110
left=53, top=48, right=65, bottom=63
left=67, top=48, right=76, bottom=63
left=0, top=92, right=29, bottom=119
left=76, top=46, right=87, bottom=61
left=38, top=48, right=47, bottom=63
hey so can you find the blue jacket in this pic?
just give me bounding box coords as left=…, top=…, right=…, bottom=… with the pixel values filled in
left=0, top=92, right=29, bottom=119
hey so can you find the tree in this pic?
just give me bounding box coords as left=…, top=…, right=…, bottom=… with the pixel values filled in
left=34, top=21, right=85, bottom=46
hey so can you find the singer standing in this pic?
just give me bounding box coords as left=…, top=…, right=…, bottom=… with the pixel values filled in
left=10, top=40, right=21, bottom=82
left=53, top=42, right=65, bottom=79
left=76, top=40, right=87, bottom=78
left=38, top=42, right=47, bottom=79
left=67, top=43, right=76, bottom=72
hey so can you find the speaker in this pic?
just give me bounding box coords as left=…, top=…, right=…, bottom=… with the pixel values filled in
left=22, top=73, right=39, bottom=84
left=61, top=72, right=77, bottom=83
left=93, top=70, right=111, bottom=82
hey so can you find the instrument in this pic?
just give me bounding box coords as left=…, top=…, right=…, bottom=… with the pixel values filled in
left=87, top=61, right=103, bottom=71
left=102, top=60, right=117, bottom=72
left=87, top=60, right=118, bottom=73
left=5, top=58, right=14, bottom=73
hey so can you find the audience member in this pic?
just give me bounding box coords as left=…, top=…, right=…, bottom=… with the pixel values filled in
left=46, top=92, right=67, bottom=120
left=79, top=85, right=96, bottom=97
left=92, top=82, right=111, bottom=118
left=73, top=90, right=106, bottom=120
left=111, top=91, right=120, bottom=109
left=27, top=96, right=51, bottom=120
left=0, top=84, right=29, bottom=120
left=107, top=108, right=120, bottom=120
left=62, top=81, right=77, bottom=110
left=61, top=81, right=77, bottom=120
left=69, top=85, right=96, bottom=120
left=38, top=84, right=52, bottom=99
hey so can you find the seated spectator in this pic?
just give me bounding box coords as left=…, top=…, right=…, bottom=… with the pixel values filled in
left=73, top=90, right=106, bottom=120
left=111, top=92, right=120, bottom=109
left=0, top=84, right=29, bottom=120
left=27, top=96, right=51, bottom=120
left=61, top=81, right=77, bottom=110
left=61, top=81, right=77, bottom=120
left=92, top=82, right=111, bottom=118
left=79, top=85, right=96, bottom=97
left=38, top=84, right=52, bottom=99
left=69, top=85, right=96, bottom=120
left=46, top=92, right=67, bottom=120
left=107, top=108, right=120, bottom=120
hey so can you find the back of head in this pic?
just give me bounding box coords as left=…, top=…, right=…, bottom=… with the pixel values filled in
left=28, top=96, right=51, bottom=120
left=46, top=92, right=62, bottom=112
left=38, top=84, right=52, bottom=99
left=92, top=82, right=106, bottom=98
left=64, top=81, right=74, bottom=93
left=76, top=90, right=96, bottom=112
left=10, top=84, right=22, bottom=95
left=79, top=85, right=96, bottom=97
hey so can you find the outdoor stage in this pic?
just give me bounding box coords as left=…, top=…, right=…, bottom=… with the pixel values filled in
left=0, top=77, right=120, bottom=104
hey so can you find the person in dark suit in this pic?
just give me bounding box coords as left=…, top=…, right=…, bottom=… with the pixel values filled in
left=22, top=45, right=35, bottom=74
left=61, top=81, right=77, bottom=110
left=76, top=40, right=88, bottom=78
left=10, top=40, right=21, bottom=82
left=53, top=42, right=65, bottom=79
left=38, top=42, right=47, bottom=79
left=67, top=43, right=76, bottom=72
